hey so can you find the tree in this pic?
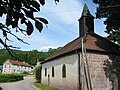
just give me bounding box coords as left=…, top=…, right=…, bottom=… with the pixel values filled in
left=48, top=47, right=62, bottom=56
left=93, top=0, right=120, bottom=44
left=0, top=0, right=59, bottom=55
left=0, top=48, right=59, bottom=65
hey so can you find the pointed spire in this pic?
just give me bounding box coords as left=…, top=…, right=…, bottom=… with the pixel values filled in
left=81, top=3, right=94, bottom=18
left=78, top=4, right=95, bottom=37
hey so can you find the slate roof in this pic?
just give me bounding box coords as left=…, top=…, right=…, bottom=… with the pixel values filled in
left=9, top=60, right=32, bottom=67
left=41, top=33, right=120, bottom=64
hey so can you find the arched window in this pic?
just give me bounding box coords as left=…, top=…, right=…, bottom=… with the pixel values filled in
left=45, top=68, right=47, bottom=77
left=109, top=72, right=119, bottom=90
left=62, top=64, right=66, bottom=78
left=52, top=66, right=54, bottom=77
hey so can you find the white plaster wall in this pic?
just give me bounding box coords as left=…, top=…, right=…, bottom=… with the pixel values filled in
left=2, top=61, right=11, bottom=74
left=2, top=61, right=33, bottom=74
left=41, top=53, right=79, bottom=90
left=10, top=65, right=32, bottom=73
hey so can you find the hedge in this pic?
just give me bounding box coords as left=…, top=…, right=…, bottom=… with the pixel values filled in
left=0, top=74, right=24, bottom=83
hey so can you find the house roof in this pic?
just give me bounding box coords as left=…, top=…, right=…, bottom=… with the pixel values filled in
left=41, top=33, right=120, bottom=64
left=9, top=60, right=32, bottom=67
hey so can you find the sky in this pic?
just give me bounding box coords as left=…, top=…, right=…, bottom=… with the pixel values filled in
left=0, top=0, right=108, bottom=52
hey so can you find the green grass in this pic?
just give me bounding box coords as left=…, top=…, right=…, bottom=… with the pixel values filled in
left=33, top=82, right=60, bottom=90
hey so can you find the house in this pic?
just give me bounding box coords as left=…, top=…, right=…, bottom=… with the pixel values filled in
left=2, top=59, right=33, bottom=74
left=41, top=4, right=120, bottom=90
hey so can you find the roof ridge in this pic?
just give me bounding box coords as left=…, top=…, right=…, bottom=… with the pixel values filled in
left=9, top=60, right=31, bottom=67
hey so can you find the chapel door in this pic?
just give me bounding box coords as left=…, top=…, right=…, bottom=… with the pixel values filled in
left=48, top=74, right=50, bottom=86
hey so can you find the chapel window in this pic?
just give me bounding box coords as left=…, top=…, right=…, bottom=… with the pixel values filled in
left=45, top=68, right=47, bottom=77
left=52, top=66, right=54, bottom=77
left=62, top=64, right=66, bottom=78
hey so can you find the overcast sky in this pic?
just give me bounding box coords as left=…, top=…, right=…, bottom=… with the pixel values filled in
left=0, top=0, right=108, bottom=51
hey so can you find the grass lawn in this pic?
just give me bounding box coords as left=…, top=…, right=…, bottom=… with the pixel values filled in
left=33, top=82, right=60, bottom=90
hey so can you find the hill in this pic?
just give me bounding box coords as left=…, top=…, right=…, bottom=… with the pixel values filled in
left=0, top=48, right=60, bottom=65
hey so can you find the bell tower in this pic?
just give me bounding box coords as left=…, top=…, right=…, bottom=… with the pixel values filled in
left=78, top=4, right=94, bottom=37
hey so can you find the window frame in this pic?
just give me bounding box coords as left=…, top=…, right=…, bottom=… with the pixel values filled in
left=52, top=66, right=54, bottom=77
left=62, top=64, right=66, bottom=78
left=45, top=68, right=47, bottom=77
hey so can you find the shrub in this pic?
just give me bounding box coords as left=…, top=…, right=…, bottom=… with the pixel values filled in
left=0, top=74, right=24, bottom=83
left=22, top=71, right=29, bottom=74
left=35, top=66, right=41, bottom=83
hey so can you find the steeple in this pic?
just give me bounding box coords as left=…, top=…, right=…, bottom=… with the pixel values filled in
left=81, top=3, right=94, bottom=18
left=78, top=4, right=94, bottom=37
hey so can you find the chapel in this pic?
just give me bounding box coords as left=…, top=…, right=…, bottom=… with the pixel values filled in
left=41, top=4, right=120, bottom=90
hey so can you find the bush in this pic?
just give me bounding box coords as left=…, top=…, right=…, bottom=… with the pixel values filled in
left=0, top=74, right=24, bottom=83
left=22, top=71, right=29, bottom=74
left=35, top=66, right=41, bottom=83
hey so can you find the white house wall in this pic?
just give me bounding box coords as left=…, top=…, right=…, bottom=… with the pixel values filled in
left=2, top=61, right=33, bottom=74
left=2, top=61, right=12, bottom=74
left=10, top=65, right=32, bottom=73
left=41, top=53, right=79, bottom=90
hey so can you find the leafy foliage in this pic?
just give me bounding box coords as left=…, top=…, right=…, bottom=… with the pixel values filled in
left=0, top=74, right=24, bottom=83
left=93, top=0, right=120, bottom=44
left=107, top=33, right=120, bottom=44
left=35, top=66, right=42, bottom=83
left=0, top=0, right=59, bottom=55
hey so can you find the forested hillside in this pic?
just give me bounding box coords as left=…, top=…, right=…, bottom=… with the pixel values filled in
left=0, top=48, right=61, bottom=65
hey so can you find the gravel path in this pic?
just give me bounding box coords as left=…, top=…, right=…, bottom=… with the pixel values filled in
left=0, top=75, right=40, bottom=90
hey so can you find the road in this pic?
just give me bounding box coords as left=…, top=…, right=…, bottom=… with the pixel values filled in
left=0, top=75, right=40, bottom=90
